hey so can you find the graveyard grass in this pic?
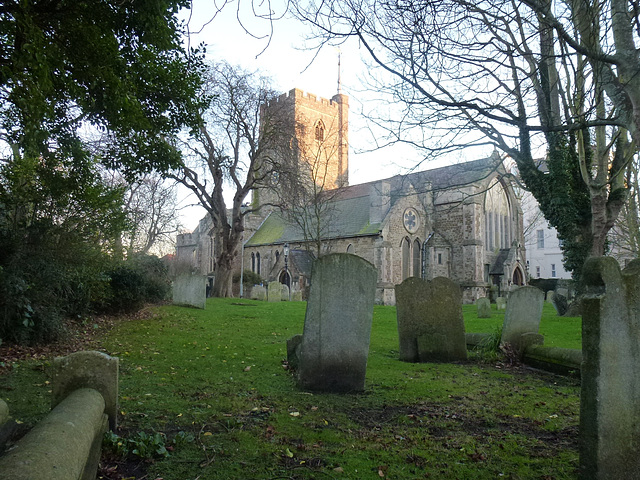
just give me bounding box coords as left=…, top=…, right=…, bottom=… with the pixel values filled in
left=2, top=300, right=580, bottom=479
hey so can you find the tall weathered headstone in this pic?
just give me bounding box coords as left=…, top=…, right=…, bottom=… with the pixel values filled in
left=395, top=277, right=467, bottom=362
left=476, top=297, right=492, bottom=318
left=172, top=274, right=206, bottom=309
left=500, top=286, right=544, bottom=351
left=267, top=282, right=283, bottom=302
left=580, top=257, right=640, bottom=479
left=296, top=254, right=377, bottom=392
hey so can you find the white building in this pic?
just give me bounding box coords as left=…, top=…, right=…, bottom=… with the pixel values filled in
left=521, top=191, right=571, bottom=280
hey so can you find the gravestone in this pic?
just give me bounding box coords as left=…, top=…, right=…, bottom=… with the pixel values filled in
left=476, top=297, right=492, bottom=318
left=281, top=285, right=290, bottom=301
left=251, top=285, right=266, bottom=301
left=286, top=334, right=303, bottom=370
left=500, top=286, right=544, bottom=352
left=395, top=277, right=467, bottom=362
left=551, top=291, right=569, bottom=316
left=496, top=297, right=507, bottom=310
left=291, top=291, right=303, bottom=302
left=580, top=257, right=640, bottom=478
left=267, top=282, right=283, bottom=302
left=172, top=274, right=206, bottom=309
left=52, top=351, right=119, bottom=430
left=296, top=254, right=377, bottom=392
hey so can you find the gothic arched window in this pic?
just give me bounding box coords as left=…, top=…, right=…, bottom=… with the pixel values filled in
left=402, top=237, right=411, bottom=281
left=413, top=238, right=421, bottom=278
left=315, top=121, right=325, bottom=141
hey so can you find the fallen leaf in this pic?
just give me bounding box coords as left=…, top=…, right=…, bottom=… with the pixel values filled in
left=285, top=448, right=294, bottom=458
left=333, top=467, right=344, bottom=473
left=244, top=366, right=251, bottom=372
left=289, top=411, right=300, bottom=417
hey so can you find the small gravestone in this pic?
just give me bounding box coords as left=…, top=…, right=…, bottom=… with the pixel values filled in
left=251, top=285, right=266, bottom=301
left=580, top=257, right=640, bottom=478
left=296, top=254, right=377, bottom=392
left=546, top=290, right=555, bottom=303
left=395, top=277, right=467, bottom=362
left=291, top=291, right=303, bottom=302
left=551, top=291, right=569, bottom=316
left=267, top=282, right=282, bottom=302
left=496, top=297, right=507, bottom=310
left=500, top=286, right=544, bottom=352
left=476, top=297, right=492, bottom=318
left=172, top=274, right=206, bottom=309
left=281, top=284, right=290, bottom=301
left=52, top=351, right=119, bottom=430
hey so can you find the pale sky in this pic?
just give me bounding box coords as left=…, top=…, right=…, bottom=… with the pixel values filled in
left=175, top=0, right=483, bottom=231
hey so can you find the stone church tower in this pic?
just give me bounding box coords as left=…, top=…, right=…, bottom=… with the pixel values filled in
left=252, top=88, right=349, bottom=211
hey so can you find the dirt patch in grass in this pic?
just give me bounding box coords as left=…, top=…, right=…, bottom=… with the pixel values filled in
left=346, top=399, right=578, bottom=453
left=0, top=306, right=163, bottom=374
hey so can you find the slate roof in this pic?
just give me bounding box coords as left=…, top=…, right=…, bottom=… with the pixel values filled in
left=490, top=248, right=510, bottom=275
left=245, top=156, right=502, bottom=247
left=246, top=192, right=381, bottom=246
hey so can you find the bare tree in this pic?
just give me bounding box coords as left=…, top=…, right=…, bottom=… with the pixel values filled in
left=170, top=62, right=294, bottom=297
left=293, top=0, right=638, bottom=278
left=609, top=159, right=640, bottom=261
left=121, top=174, right=182, bottom=255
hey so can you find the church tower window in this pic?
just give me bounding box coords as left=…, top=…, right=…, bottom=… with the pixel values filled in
left=315, top=121, right=325, bottom=141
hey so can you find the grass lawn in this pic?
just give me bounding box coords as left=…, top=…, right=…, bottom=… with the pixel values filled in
left=0, top=299, right=581, bottom=479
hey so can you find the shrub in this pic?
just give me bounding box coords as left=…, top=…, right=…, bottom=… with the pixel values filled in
left=98, top=254, right=171, bottom=314
left=233, top=269, right=263, bottom=287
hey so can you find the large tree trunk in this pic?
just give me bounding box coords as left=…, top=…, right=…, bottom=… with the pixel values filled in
left=212, top=251, right=235, bottom=297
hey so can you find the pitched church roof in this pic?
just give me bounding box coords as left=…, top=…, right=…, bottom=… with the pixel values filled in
left=245, top=156, right=502, bottom=247
left=246, top=192, right=381, bottom=247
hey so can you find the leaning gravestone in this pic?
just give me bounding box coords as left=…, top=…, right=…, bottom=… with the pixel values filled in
left=296, top=254, right=377, bottom=392
left=581, top=257, right=640, bottom=479
left=395, top=277, right=467, bottom=362
left=496, top=297, right=507, bottom=310
left=172, top=274, right=206, bottom=309
left=476, top=297, right=492, bottom=318
left=267, top=282, right=283, bottom=302
left=551, top=291, right=569, bottom=316
left=500, top=286, right=544, bottom=352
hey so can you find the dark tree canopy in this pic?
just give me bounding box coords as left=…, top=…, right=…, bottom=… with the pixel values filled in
left=0, top=0, right=204, bottom=172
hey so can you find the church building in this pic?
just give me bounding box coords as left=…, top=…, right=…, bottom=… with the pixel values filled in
left=176, top=88, right=526, bottom=304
